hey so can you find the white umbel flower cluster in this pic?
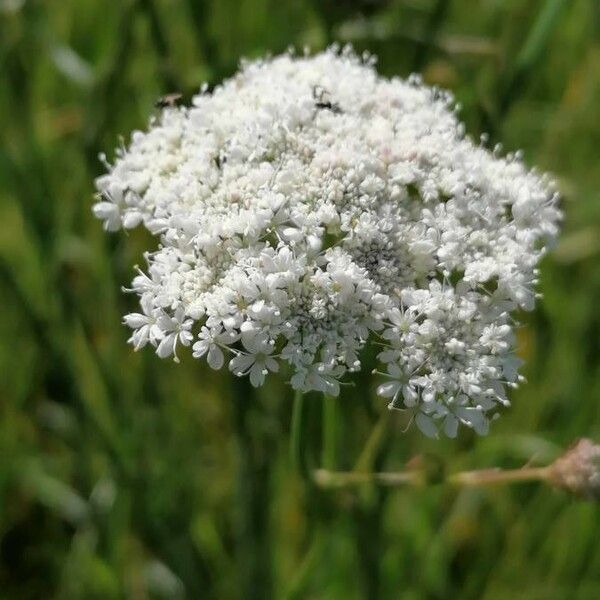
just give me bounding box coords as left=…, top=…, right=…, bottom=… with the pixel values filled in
left=94, top=47, right=560, bottom=437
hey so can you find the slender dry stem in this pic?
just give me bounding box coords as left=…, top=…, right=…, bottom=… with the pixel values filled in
left=314, top=465, right=552, bottom=490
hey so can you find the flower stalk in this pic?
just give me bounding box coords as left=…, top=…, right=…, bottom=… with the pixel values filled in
left=321, top=394, right=338, bottom=470
left=290, top=388, right=309, bottom=480
left=230, top=375, right=273, bottom=600
left=313, top=465, right=549, bottom=489
left=449, top=466, right=551, bottom=487
left=313, top=438, right=600, bottom=500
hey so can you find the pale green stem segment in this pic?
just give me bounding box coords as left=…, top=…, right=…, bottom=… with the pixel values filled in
left=353, top=410, right=390, bottom=473
left=314, top=466, right=552, bottom=489
left=314, top=469, right=418, bottom=489
left=449, top=466, right=551, bottom=487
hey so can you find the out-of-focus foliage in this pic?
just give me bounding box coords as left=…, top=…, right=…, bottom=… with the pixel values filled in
left=0, top=1, right=599, bottom=598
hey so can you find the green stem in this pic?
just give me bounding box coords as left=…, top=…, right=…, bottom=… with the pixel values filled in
left=83, top=0, right=136, bottom=164
left=498, top=0, right=569, bottom=117
left=314, top=469, right=418, bottom=488
left=321, top=395, right=337, bottom=470
left=284, top=530, right=325, bottom=600
left=351, top=375, right=389, bottom=600
left=139, top=0, right=180, bottom=91
left=184, top=0, right=220, bottom=73
left=353, top=410, right=390, bottom=473
left=290, top=388, right=308, bottom=480
left=230, top=375, right=273, bottom=600
left=412, top=0, right=450, bottom=71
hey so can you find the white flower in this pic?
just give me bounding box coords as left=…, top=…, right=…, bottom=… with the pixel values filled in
left=192, top=326, right=239, bottom=369
left=290, top=364, right=343, bottom=396
left=93, top=200, right=122, bottom=232
left=94, top=47, right=560, bottom=437
left=123, top=296, right=162, bottom=350
left=377, top=364, right=419, bottom=407
left=229, top=335, right=279, bottom=387
left=154, top=305, right=193, bottom=362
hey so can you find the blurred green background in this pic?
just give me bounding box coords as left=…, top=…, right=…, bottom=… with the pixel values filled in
left=1, top=0, right=600, bottom=598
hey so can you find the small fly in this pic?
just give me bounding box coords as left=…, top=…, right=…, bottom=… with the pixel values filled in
left=155, top=93, right=183, bottom=109
left=312, top=85, right=342, bottom=114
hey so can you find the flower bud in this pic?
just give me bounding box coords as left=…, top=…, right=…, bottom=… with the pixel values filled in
left=549, top=439, right=600, bottom=500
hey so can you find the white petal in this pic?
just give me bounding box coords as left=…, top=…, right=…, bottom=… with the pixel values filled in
left=122, top=211, right=143, bottom=229
left=192, top=340, right=209, bottom=358
left=443, top=414, right=459, bottom=438
left=179, top=331, right=193, bottom=347
left=156, top=334, right=176, bottom=359
left=229, top=354, right=255, bottom=375
left=377, top=381, right=401, bottom=399
left=264, top=357, right=279, bottom=373
left=416, top=413, right=438, bottom=438
left=402, top=385, right=418, bottom=406
left=123, top=313, right=149, bottom=329
left=207, top=345, right=224, bottom=370
left=249, top=364, right=265, bottom=387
